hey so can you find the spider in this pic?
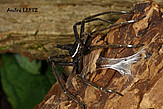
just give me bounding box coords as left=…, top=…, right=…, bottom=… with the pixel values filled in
left=48, top=10, right=145, bottom=109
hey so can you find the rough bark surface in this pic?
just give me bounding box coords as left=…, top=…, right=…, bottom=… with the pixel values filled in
left=35, top=0, right=163, bottom=109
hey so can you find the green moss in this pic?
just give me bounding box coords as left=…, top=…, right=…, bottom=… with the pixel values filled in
left=30, top=44, right=48, bottom=52
left=0, top=46, right=10, bottom=50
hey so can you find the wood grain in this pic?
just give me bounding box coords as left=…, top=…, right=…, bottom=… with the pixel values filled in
left=0, top=0, right=162, bottom=60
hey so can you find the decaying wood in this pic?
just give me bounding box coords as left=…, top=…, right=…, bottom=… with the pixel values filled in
left=0, top=0, right=162, bottom=60
left=35, top=0, right=163, bottom=109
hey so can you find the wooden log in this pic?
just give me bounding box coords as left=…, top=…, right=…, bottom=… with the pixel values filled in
left=35, top=0, right=163, bottom=109
left=0, top=0, right=162, bottom=60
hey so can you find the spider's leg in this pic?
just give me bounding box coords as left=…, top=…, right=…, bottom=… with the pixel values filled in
left=89, top=44, right=144, bottom=51
left=91, top=16, right=146, bottom=35
left=80, top=18, right=114, bottom=38
left=48, top=55, right=74, bottom=81
left=74, top=18, right=113, bottom=39
left=56, top=44, right=74, bottom=51
left=50, top=62, right=85, bottom=109
left=50, top=61, right=74, bottom=66
left=83, top=11, right=131, bottom=21
left=49, top=55, right=74, bottom=66
left=76, top=75, right=123, bottom=96
left=80, top=11, right=131, bottom=37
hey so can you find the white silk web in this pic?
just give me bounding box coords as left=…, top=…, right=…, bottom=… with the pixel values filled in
left=98, top=49, right=146, bottom=76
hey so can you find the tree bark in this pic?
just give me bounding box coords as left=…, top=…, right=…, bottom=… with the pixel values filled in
left=35, top=0, right=163, bottom=109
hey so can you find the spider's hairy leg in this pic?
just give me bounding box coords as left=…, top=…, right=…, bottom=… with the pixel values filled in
left=83, top=11, right=131, bottom=21
left=80, top=18, right=114, bottom=37
left=76, top=75, right=123, bottom=96
left=80, top=11, right=132, bottom=37
left=73, top=17, right=114, bottom=40
left=92, top=15, right=146, bottom=34
left=49, top=55, right=74, bottom=66
left=48, top=58, right=85, bottom=109
left=48, top=55, right=74, bottom=82
left=56, top=44, right=73, bottom=51
left=89, top=44, right=144, bottom=51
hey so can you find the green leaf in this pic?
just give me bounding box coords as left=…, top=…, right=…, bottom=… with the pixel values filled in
left=15, top=54, right=41, bottom=75
left=0, top=54, right=53, bottom=109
